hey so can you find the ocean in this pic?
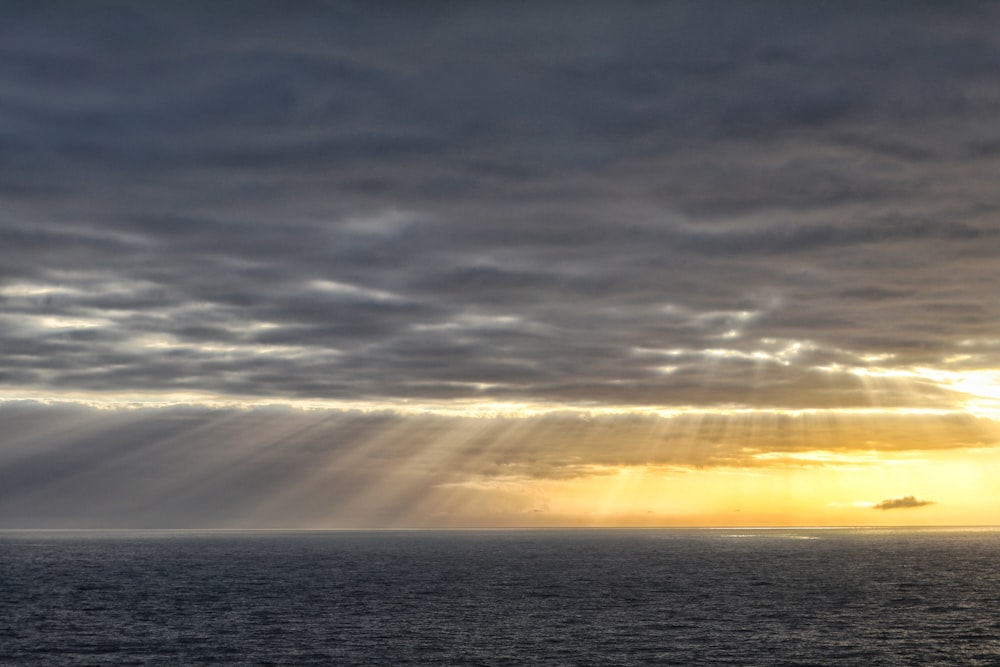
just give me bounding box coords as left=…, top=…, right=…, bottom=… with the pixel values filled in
left=2, top=527, right=999, bottom=665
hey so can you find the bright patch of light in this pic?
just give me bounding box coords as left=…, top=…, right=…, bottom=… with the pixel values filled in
left=860, top=353, right=895, bottom=362
left=849, top=367, right=919, bottom=379
left=704, top=348, right=743, bottom=358
left=249, top=321, right=280, bottom=332
left=754, top=450, right=881, bottom=464
left=694, top=309, right=757, bottom=325
left=814, top=362, right=1000, bottom=418
left=753, top=450, right=921, bottom=468
left=3, top=274, right=162, bottom=300
left=0, top=387, right=968, bottom=419
left=129, top=333, right=326, bottom=358
left=309, top=279, right=401, bottom=302
left=635, top=338, right=812, bottom=366
left=32, top=315, right=108, bottom=329
left=412, top=313, right=550, bottom=335
left=0, top=283, right=79, bottom=297
left=959, top=338, right=1000, bottom=347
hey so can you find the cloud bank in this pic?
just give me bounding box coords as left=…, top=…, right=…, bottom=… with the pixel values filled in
left=1, top=2, right=1000, bottom=410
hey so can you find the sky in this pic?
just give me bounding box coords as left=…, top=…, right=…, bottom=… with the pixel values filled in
left=3, top=1, right=1000, bottom=528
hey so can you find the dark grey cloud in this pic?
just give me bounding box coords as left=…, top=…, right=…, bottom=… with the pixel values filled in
left=873, top=496, right=934, bottom=511
left=2, top=2, right=1000, bottom=409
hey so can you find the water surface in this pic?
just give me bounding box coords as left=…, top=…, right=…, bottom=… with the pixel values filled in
left=2, top=527, right=999, bottom=665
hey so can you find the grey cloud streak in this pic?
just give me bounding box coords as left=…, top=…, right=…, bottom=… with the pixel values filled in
left=2, top=2, right=1000, bottom=409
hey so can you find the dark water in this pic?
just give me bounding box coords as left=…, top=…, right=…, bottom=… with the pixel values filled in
left=2, top=528, right=1000, bottom=666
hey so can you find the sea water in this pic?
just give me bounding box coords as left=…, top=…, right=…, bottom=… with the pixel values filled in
left=2, top=528, right=999, bottom=665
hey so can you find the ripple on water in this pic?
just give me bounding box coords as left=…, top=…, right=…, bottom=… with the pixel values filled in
left=2, top=528, right=1000, bottom=666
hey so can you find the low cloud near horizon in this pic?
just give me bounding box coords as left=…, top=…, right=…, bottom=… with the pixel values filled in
left=873, top=496, right=934, bottom=511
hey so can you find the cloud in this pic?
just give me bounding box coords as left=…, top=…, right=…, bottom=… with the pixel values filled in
left=873, top=496, right=934, bottom=511
left=2, top=3, right=1000, bottom=413
left=0, top=400, right=987, bottom=527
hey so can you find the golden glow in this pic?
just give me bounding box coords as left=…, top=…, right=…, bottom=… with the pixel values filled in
left=6, top=355, right=1000, bottom=528
left=426, top=446, right=1000, bottom=528
left=820, top=363, right=1000, bottom=418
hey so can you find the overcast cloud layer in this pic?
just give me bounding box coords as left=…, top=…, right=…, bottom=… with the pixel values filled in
left=4, top=2, right=1000, bottom=411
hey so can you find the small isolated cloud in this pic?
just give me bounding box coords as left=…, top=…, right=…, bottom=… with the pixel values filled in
left=873, top=495, right=934, bottom=510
